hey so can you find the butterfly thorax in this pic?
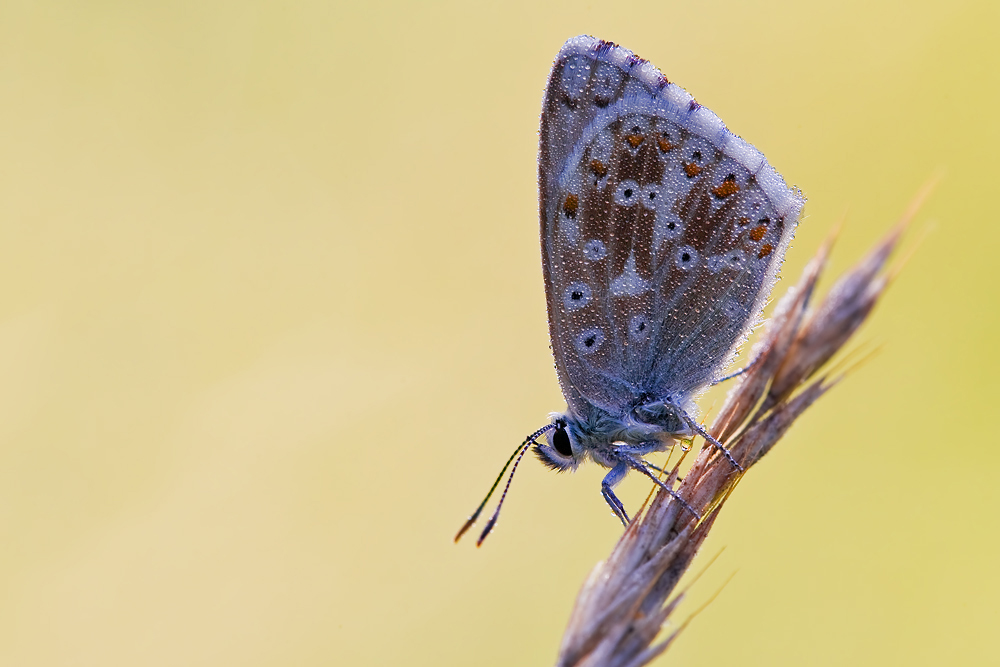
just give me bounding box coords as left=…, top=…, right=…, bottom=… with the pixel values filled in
left=534, top=399, right=691, bottom=472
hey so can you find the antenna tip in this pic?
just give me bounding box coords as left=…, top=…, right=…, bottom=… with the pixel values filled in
left=476, top=517, right=498, bottom=547
left=454, top=518, right=475, bottom=543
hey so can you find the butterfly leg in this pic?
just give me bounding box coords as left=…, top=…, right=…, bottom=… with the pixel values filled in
left=680, top=412, right=744, bottom=472
left=625, top=454, right=700, bottom=519
left=643, top=461, right=683, bottom=481
left=711, top=352, right=764, bottom=386
left=601, top=462, right=630, bottom=527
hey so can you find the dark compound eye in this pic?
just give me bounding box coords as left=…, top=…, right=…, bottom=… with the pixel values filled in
left=553, top=425, right=573, bottom=457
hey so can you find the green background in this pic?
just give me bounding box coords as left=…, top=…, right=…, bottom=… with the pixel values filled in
left=0, top=1, right=996, bottom=664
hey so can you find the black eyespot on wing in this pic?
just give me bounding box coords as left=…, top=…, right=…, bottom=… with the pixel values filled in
left=553, top=425, right=573, bottom=457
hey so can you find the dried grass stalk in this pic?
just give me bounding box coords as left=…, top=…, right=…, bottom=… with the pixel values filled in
left=555, top=206, right=919, bottom=667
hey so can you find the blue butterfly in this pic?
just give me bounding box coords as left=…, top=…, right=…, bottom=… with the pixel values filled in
left=457, top=36, right=803, bottom=545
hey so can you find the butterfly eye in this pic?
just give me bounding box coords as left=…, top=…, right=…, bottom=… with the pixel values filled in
left=552, top=425, right=573, bottom=457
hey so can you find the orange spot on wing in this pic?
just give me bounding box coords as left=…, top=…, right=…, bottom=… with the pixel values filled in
left=626, top=134, right=644, bottom=148
left=758, top=243, right=774, bottom=258
left=657, top=137, right=676, bottom=152
left=749, top=225, right=767, bottom=241
left=589, top=160, right=608, bottom=177
left=711, top=176, right=739, bottom=199
left=563, top=193, right=579, bottom=218
left=683, top=162, right=702, bottom=178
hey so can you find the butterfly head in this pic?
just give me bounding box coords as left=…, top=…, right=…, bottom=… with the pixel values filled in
left=532, top=409, right=656, bottom=471
left=533, top=416, right=582, bottom=472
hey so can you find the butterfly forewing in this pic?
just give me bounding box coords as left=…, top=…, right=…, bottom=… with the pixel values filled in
left=540, top=36, right=803, bottom=418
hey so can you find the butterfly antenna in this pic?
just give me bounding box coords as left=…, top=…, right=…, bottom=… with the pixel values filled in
left=474, top=437, right=538, bottom=546
left=454, top=424, right=555, bottom=544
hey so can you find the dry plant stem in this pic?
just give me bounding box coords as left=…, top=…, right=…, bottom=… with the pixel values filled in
left=556, top=219, right=910, bottom=667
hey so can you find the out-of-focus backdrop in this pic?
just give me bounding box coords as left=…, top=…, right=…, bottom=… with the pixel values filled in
left=0, top=1, right=996, bottom=665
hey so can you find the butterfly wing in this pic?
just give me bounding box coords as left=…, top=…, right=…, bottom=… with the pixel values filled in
left=646, top=155, right=801, bottom=402
left=539, top=36, right=804, bottom=417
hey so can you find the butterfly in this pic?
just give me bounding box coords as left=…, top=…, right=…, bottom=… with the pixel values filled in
left=457, top=35, right=804, bottom=545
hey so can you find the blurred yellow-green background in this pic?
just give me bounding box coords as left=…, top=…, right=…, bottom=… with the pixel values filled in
left=0, top=1, right=996, bottom=665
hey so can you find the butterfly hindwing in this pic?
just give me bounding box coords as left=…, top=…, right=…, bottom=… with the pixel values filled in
left=649, top=169, right=790, bottom=398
